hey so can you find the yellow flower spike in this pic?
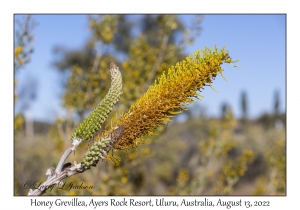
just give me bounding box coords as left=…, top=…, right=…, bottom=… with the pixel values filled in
left=98, top=46, right=238, bottom=151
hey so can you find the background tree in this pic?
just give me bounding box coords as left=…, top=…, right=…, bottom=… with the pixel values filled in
left=240, top=90, right=248, bottom=125
left=258, top=90, right=285, bottom=129
left=220, top=102, right=229, bottom=120
left=53, top=15, right=202, bottom=122
left=273, top=90, right=280, bottom=116
left=16, top=75, right=38, bottom=139
left=14, top=15, right=37, bottom=195
left=14, top=15, right=36, bottom=133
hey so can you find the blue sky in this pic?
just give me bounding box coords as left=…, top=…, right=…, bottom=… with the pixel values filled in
left=14, top=14, right=286, bottom=123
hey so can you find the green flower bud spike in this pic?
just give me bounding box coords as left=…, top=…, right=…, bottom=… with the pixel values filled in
left=71, top=61, right=123, bottom=143
left=81, top=125, right=125, bottom=170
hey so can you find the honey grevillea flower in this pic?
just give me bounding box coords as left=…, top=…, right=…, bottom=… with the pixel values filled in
left=71, top=61, right=122, bottom=143
left=97, top=46, right=239, bottom=151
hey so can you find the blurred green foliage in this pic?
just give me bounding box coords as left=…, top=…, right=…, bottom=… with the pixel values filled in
left=167, top=109, right=255, bottom=195
left=14, top=15, right=36, bottom=71
left=14, top=15, right=36, bottom=133
left=14, top=15, right=285, bottom=196
left=253, top=132, right=285, bottom=195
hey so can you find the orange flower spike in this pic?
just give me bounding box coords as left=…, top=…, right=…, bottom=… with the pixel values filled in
left=97, top=46, right=239, bottom=150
